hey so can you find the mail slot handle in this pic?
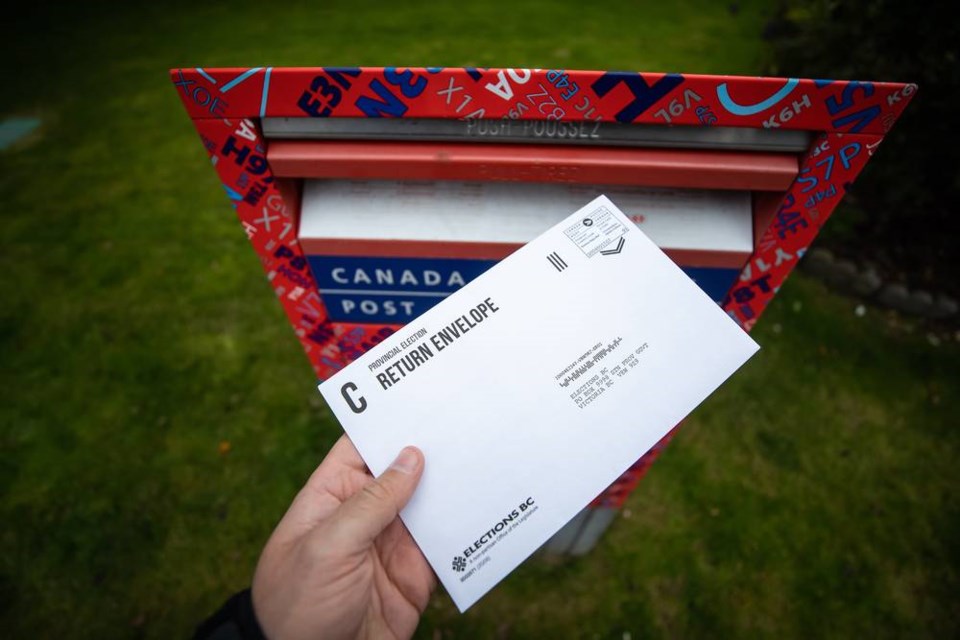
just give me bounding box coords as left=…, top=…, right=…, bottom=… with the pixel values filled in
left=267, top=141, right=798, bottom=192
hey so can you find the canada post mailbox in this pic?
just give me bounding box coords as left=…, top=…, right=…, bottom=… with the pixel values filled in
left=172, top=67, right=915, bottom=553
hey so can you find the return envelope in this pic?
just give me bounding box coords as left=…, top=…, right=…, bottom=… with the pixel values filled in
left=319, top=195, right=759, bottom=611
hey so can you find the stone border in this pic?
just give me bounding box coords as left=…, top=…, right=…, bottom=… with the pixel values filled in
left=801, top=248, right=958, bottom=319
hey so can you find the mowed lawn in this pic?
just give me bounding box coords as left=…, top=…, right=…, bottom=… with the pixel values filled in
left=2, top=1, right=957, bottom=637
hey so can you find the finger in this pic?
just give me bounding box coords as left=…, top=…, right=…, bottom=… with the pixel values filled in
left=380, top=519, right=437, bottom=609
left=298, top=436, right=365, bottom=502
left=324, top=446, right=425, bottom=550
left=301, top=436, right=370, bottom=501
left=311, top=435, right=369, bottom=480
left=274, top=437, right=369, bottom=541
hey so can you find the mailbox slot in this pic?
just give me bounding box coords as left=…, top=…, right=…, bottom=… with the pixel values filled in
left=298, top=180, right=754, bottom=324
left=268, top=140, right=798, bottom=192
left=267, top=118, right=807, bottom=326
left=269, top=117, right=811, bottom=326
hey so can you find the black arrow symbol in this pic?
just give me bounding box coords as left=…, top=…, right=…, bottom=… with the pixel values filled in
left=600, top=237, right=625, bottom=256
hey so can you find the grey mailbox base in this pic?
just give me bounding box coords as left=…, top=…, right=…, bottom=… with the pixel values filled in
left=542, top=507, right=620, bottom=556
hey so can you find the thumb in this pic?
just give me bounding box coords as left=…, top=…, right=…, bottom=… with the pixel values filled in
left=328, top=446, right=425, bottom=550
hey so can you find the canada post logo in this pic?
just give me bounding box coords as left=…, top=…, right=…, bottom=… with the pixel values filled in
left=306, top=255, right=496, bottom=323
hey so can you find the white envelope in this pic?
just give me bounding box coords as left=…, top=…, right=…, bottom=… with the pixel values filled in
left=319, top=195, right=759, bottom=611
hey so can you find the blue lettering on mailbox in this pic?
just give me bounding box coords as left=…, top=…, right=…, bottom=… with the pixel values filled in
left=308, top=255, right=739, bottom=323
left=682, top=266, right=740, bottom=304
left=591, top=72, right=684, bottom=123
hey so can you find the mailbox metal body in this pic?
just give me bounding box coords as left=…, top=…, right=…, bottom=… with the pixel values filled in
left=172, top=67, right=915, bottom=553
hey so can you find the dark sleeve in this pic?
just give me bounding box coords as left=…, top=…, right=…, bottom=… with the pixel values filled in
left=193, top=588, right=267, bottom=640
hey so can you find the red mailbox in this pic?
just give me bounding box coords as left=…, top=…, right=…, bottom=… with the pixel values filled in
left=172, top=67, right=915, bottom=553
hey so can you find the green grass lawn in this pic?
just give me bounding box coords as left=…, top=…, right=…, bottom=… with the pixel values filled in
left=2, top=1, right=958, bottom=637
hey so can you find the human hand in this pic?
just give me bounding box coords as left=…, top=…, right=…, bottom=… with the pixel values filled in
left=252, top=436, right=435, bottom=640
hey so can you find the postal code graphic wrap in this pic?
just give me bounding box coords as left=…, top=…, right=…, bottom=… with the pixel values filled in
left=173, top=66, right=914, bottom=508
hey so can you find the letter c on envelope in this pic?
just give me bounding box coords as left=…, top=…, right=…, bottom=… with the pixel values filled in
left=341, top=382, right=367, bottom=414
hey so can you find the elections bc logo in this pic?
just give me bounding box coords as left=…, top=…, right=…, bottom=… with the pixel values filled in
left=451, top=497, right=537, bottom=577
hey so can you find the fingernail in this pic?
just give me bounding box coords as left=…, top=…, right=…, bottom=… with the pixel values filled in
left=390, top=446, right=420, bottom=474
